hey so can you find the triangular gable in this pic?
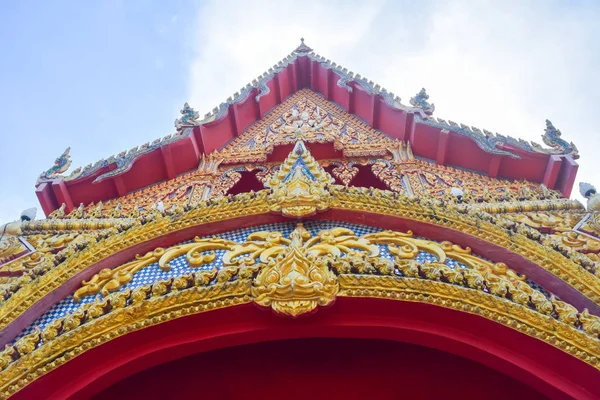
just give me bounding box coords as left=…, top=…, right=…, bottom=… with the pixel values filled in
left=217, top=89, right=396, bottom=163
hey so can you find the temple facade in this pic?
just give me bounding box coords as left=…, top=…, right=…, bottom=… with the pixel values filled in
left=1, top=40, right=599, bottom=399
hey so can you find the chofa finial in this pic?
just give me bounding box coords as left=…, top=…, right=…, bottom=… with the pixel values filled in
left=542, top=119, right=578, bottom=156
left=38, top=147, right=72, bottom=182
left=174, top=102, right=199, bottom=131
left=409, top=88, right=435, bottom=115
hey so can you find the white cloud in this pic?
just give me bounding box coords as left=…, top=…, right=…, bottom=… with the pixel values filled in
left=188, top=0, right=385, bottom=114
left=188, top=0, right=600, bottom=201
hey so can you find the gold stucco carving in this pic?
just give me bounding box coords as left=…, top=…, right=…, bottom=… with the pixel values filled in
left=265, top=141, right=334, bottom=218
left=2, top=185, right=600, bottom=338
left=1, top=227, right=600, bottom=398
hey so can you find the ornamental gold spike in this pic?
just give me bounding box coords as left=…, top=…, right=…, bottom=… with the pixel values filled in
left=264, top=141, right=334, bottom=218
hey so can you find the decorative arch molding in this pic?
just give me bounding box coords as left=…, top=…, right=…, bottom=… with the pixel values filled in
left=3, top=190, right=600, bottom=397
left=5, top=299, right=600, bottom=399
left=4, top=187, right=600, bottom=342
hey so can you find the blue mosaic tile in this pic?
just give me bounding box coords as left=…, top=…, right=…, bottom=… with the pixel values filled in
left=13, top=220, right=550, bottom=342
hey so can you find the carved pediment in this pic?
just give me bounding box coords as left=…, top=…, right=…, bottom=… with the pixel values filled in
left=218, top=89, right=395, bottom=163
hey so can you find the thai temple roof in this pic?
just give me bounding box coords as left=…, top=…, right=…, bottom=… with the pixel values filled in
left=2, top=39, right=600, bottom=399
left=35, top=39, right=579, bottom=217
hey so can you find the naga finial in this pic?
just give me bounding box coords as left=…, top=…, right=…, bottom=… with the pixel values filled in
left=174, top=102, right=199, bottom=131
left=38, top=147, right=72, bottom=182
left=409, top=88, right=435, bottom=115
left=542, top=120, right=578, bottom=156
left=294, top=37, right=313, bottom=54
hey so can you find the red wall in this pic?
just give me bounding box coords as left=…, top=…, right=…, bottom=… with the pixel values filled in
left=93, top=338, right=546, bottom=400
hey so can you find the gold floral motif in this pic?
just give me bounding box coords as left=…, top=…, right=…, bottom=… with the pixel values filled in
left=252, top=224, right=340, bottom=316
left=329, top=161, right=359, bottom=186
left=550, top=231, right=600, bottom=252
left=217, top=90, right=395, bottom=164
left=371, top=161, right=405, bottom=192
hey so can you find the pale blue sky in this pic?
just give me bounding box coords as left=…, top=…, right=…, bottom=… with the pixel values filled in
left=1, top=0, right=599, bottom=222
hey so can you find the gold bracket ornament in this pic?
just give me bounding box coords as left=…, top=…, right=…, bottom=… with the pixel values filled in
left=265, top=141, right=334, bottom=218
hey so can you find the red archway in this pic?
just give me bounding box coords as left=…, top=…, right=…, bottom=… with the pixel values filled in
left=12, top=298, right=600, bottom=400
left=94, top=338, right=546, bottom=400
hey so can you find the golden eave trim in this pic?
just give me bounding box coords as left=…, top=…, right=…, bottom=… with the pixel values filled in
left=454, top=199, right=584, bottom=214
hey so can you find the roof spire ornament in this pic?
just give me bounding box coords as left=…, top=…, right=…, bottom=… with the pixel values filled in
left=293, top=37, right=313, bottom=54
left=174, top=102, right=200, bottom=131
left=409, top=88, right=435, bottom=115
left=542, top=119, right=578, bottom=156
left=38, top=147, right=72, bottom=182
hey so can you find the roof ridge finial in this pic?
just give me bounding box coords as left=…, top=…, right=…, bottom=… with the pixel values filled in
left=174, top=102, right=199, bottom=131
left=542, top=119, right=578, bottom=156
left=294, top=37, right=313, bottom=54
left=409, top=88, right=435, bottom=115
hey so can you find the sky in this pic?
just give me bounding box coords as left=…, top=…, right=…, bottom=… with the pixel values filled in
left=0, top=0, right=599, bottom=223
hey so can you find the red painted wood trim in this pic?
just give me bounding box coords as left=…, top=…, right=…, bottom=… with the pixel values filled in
left=310, top=59, right=317, bottom=91
left=556, top=155, right=579, bottom=198
left=290, top=61, right=298, bottom=93
left=230, top=104, right=240, bottom=137
left=274, top=73, right=282, bottom=104
left=50, top=179, right=74, bottom=212
left=35, top=182, right=57, bottom=217
left=488, top=155, right=502, bottom=178
left=324, top=68, right=332, bottom=100
left=189, top=127, right=203, bottom=161
left=160, top=146, right=176, bottom=180
left=347, top=83, right=355, bottom=114
left=436, top=129, right=450, bottom=165
left=398, top=112, right=415, bottom=143
left=254, top=90, right=264, bottom=120
left=113, top=176, right=127, bottom=197
left=372, top=96, right=380, bottom=130
left=542, top=155, right=562, bottom=189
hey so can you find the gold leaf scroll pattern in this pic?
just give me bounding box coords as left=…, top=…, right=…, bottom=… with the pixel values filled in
left=370, top=160, right=405, bottom=193
left=74, top=223, right=531, bottom=316
left=74, top=223, right=379, bottom=317
left=74, top=238, right=236, bottom=301
left=362, top=230, right=527, bottom=285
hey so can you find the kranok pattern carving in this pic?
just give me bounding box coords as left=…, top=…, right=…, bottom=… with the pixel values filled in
left=3, top=221, right=600, bottom=398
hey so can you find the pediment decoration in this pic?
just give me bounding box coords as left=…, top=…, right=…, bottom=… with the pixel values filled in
left=218, top=89, right=396, bottom=164
left=265, top=141, right=334, bottom=218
